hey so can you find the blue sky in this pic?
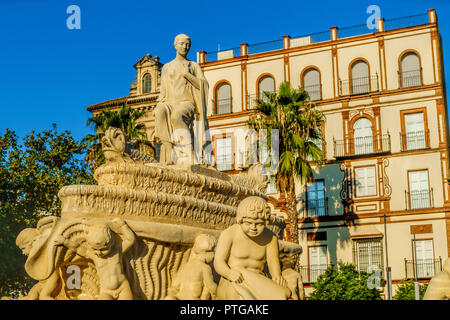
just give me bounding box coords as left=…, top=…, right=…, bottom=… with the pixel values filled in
left=1, top=0, right=449, bottom=142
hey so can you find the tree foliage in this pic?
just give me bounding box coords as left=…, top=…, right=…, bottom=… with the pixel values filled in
left=393, top=279, right=429, bottom=300
left=308, top=262, right=383, bottom=300
left=0, top=126, right=93, bottom=297
left=83, top=104, right=151, bottom=170
left=248, top=82, right=324, bottom=244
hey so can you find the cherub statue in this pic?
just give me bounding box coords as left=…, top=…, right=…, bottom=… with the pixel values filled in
left=55, top=218, right=136, bottom=300
left=165, top=234, right=217, bottom=300
left=214, top=196, right=290, bottom=300
left=423, top=258, right=450, bottom=300
left=16, top=224, right=61, bottom=300
left=279, top=245, right=304, bottom=300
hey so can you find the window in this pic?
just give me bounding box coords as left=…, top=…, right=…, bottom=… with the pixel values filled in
left=307, top=181, right=326, bottom=217
left=413, top=239, right=435, bottom=278
left=351, top=60, right=369, bottom=94
left=143, top=74, right=151, bottom=93
left=302, top=68, right=321, bottom=101
left=353, top=118, right=373, bottom=155
left=355, top=166, right=376, bottom=197
left=353, top=239, right=383, bottom=273
left=266, top=176, right=277, bottom=194
left=215, top=82, right=231, bottom=114
left=308, top=246, right=328, bottom=282
left=400, top=52, right=421, bottom=88
left=404, top=112, right=426, bottom=150
left=258, top=75, right=275, bottom=101
left=408, top=170, right=430, bottom=209
left=215, top=136, right=232, bottom=171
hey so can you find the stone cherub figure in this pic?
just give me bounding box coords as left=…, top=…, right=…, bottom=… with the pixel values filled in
left=214, top=196, right=290, bottom=300
left=423, top=258, right=450, bottom=300
left=153, top=33, right=212, bottom=166
left=55, top=218, right=136, bottom=300
left=16, top=217, right=61, bottom=300
left=165, top=234, right=217, bottom=300
left=279, top=245, right=304, bottom=300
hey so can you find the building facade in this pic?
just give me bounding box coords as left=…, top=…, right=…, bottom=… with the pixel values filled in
left=86, top=9, right=450, bottom=297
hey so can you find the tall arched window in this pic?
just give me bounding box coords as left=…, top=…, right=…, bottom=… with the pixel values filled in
left=353, top=118, right=373, bottom=155
left=350, top=60, right=369, bottom=95
left=302, top=68, right=321, bottom=101
left=400, top=52, right=421, bottom=88
left=258, top=75, right=275, bottom=101
left=215, top=82, right=231, bottom=115
left=143, top=74, right=151, bottom=93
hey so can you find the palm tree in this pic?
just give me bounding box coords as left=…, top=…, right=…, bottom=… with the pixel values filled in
left=83, top=104, right=151, bottom=169
left=248, top=81, right=324, bottom=246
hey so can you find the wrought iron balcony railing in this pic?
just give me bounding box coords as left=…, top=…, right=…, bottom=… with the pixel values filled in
left=404, top=258, right=442, bottom=279
left=213, top=98, right=232, bottom=115
left=400, top=130, right=429, bottom=151
left=303, top=84, right=322, bottom=101
left=246, top=91, right=276, bottom=110
left=399, top=69, right=422, bottom=88
left=305, top=197, right=328, bottom=217
left=339, top=75, right=379, bottom=96
left=405, top=188, right=434, bottom=210
left=333, top=134, right=391, bottom=158
left=299, top=264, right=332, bottom=283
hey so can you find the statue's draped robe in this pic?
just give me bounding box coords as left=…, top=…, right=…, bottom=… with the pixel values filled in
left=154, top=58, right=212, bottom=164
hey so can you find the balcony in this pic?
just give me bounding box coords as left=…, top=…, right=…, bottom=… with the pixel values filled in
left=333, top=134, right=391, bottom=159
left=404, top=258, right=442, bottom=279
left=339, top=75, right=379, bottom=96
left=399, top=69, right=422, bottom=88
left=400, top=130, right=430, bottom=151
left=299, top=264, right=332, bottom=283
left=305, top=197, right=328, bottom=217
left=213, top=98, right=232, bottom=115
left=303, top=84, right=322, bottom=101
left=405, top=188, right=434, bottom=210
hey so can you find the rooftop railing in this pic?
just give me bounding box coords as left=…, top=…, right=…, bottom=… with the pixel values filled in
left=201, top=12, right=434, bottom=63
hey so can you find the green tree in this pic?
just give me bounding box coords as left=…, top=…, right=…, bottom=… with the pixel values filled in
left=308, top=262, right=383, bottom=300
left=248, top=82, right=324, bottom=245
left=84, top=104, right=151, bottom=169
left=393, top=279, right=429, bottom=300
left=0, top=126, right=93, bottom=297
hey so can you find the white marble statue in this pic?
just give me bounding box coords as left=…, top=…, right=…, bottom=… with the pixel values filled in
left=153, top=33, right=212, bottom=166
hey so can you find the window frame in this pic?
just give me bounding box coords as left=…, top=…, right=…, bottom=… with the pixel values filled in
left=348, top=58, right=371, bottom=95
left=307, top=245, right=328, bottom=283
left=354, top=165, right=378, bottom=198
left=306, top=179, right=326, bottom=217
left=352, top=237, right=384, bottom=274
left=256, top=73, right=276, bottom=100
left=407, top=169, right=431, bottom=209
left=398, top=49, right=423, bottom=88
left=300, top=66, right=322, bottom=101
left=142, top=73, right=152, bottom=94
left=400, top=108, right=429, bottom=150
left=213, top=80, right=232, bottom=115
left=212, top=133, right=234, bottom=171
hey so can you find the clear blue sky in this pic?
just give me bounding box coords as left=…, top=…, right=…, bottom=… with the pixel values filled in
left=1, top=0, right=449, bottom=141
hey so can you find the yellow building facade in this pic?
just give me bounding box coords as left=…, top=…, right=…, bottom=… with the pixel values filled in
left=86, top=9, right=450, bottom=297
